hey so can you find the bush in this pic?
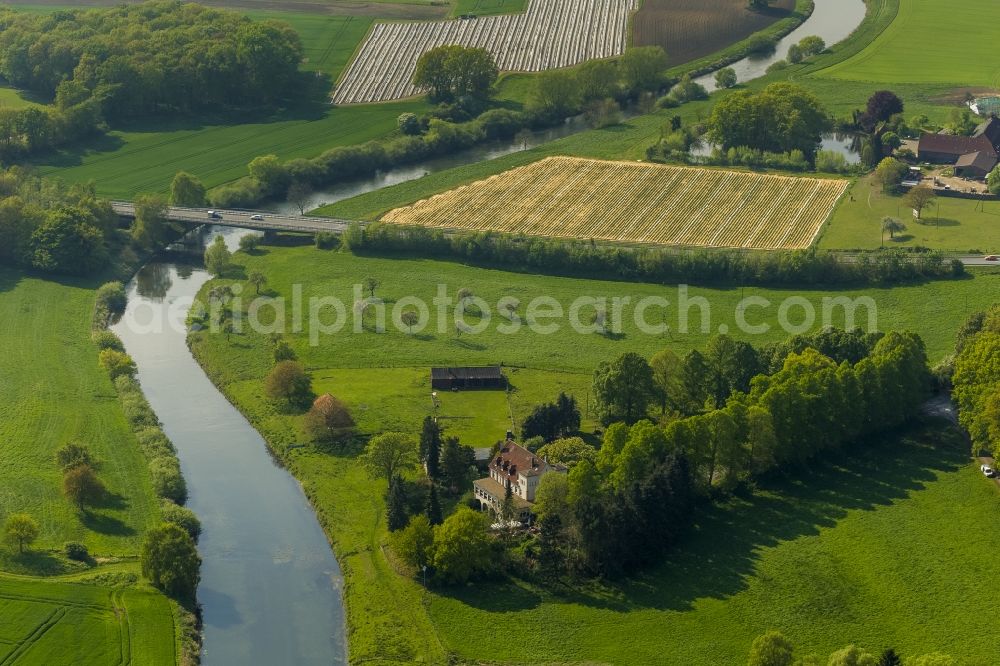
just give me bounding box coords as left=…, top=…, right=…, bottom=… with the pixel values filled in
left=238, top=235, right=261, bottom=253
left=397, top=113, right=422, bottom=135
left=95, top=281, right=127, bottom=319
left=92, top=330, right=125, bottom=352
left=99, top=349, right=136, bottom=380
left=815, top=149, right=850, bottom=174
left=160, top=501, right=202, bottom=541
left=64, top=542, right=89, bottom=561
left=264, top=361, right=313, bottom=406
left=314, top=232, right=340, bottom=250
left=745, top=33, right=776, bottom=55
left=135, top=427, right=176, bottom=460
left=149, top=456, right=187, bottom=504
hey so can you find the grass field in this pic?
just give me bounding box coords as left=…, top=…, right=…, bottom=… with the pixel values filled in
left=245, top=12, right=373, bottom=80
left=820, top=0, right=1000, bottom=87
left=0, top=269, right=161, bottom=568
left=382, top=156, right=849, bottom=249
left=452, top=0, right=527, bottom=16
left=34, top=99, right=425, bottom=200
left=0, top=269, right=179, bottom=664
left=192, top=240, right=1000, bottom=663
left=819, top=174, right=1000, bottom=252
left=0, top=574, right=176, bottom=665
left=424, top=423, right=1000, bottom=664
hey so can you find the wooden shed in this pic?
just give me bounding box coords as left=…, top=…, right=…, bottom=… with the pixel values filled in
left=431, top=366, right=506, bottom=390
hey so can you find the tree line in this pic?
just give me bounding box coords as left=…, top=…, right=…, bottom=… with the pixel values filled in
left=747, top=630, right=957, bottom=666
left=951, top=304, right=1000, bottom=459
left=341, top=221, right=964, bottom=287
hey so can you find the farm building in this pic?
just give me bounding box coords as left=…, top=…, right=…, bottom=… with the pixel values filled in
left=917, top=117, right=1000, bottom=178
left=430, top=366, right=506, bottom=390
left=473, top=439, right=567, bottom=522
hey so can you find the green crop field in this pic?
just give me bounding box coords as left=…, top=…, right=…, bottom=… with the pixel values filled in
left=0, top=574, right=175, bottom=665
left=245, top=12, right=374, bottom=80
left=34, top=99, right=425, bottom=200
left=190, top=241, right=1000, bottom=663
left=820, top=0, right=1000, bottom=87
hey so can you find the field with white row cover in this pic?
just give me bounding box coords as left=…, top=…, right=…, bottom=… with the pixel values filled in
left=332, top=0, right=639, bottom=104
left=381, top=157, right=849, bottom=249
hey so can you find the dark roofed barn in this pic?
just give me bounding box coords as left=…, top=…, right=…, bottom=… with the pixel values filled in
left=431, top=366, right=506, bottom=390
left=917, top=132, right=996, bottom=164
left=954, top=151, right=998, bottom=179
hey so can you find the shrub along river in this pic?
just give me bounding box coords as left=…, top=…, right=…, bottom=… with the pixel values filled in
left=109, top=0, right=869, bottom=662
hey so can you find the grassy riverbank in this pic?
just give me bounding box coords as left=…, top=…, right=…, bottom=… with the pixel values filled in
left=0, top=268, right=178, bottom=663
left=189, top=238, right=1000, bottom=663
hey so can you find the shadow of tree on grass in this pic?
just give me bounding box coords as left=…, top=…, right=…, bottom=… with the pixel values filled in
left=442, top=421, right=966, bottom=614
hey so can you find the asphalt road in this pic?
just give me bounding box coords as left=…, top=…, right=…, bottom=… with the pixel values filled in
left=112, top=202, right=355, bottom=234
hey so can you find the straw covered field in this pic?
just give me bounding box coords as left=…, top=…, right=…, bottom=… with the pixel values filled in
left=332, top=0, right=638, bottom=104
left=381, top=157, right=849, bottom=249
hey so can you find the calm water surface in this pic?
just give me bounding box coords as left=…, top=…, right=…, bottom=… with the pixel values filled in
left=113, top=227, right=346, bottom=665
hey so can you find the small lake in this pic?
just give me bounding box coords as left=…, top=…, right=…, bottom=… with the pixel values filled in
left=696, top=0, right=869, bottom=92
left=113, top=227, right=346, bottom=665
left=691, top=132, right=863, bottom=164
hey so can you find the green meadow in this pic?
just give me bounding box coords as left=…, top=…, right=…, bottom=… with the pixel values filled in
left=191, top=240, right=1000, bottom=663
left=0, top=269, right=160, bottom=567
left=0, top=269, right=177, bottom=663
left=819, top=174, right=1000, bottom=252
left=820, top=0, right=1000, bottom=87
left=452, top=0, right=527, bottom=16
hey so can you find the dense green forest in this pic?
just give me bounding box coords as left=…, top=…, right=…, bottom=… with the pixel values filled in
left=0, top=1, right=303, bottom=159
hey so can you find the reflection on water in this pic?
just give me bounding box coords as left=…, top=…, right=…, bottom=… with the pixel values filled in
left=113, top=226, right=346, bottom=665
left=135, top=262, right=173, bottom=302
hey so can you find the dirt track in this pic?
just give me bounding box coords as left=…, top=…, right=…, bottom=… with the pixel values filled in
left=0, top=0, right=450, bottom=19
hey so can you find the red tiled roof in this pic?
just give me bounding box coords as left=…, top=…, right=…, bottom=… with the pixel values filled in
left=918, top=133, right=996, bottom=158
left=491, top=441, right=546, bottom=478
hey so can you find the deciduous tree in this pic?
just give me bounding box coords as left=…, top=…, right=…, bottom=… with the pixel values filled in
left=360, top=432, right=418, bottom=481
left=4, top=514, right=39, bottom=554
left=141, top=523, right=201, bottom=601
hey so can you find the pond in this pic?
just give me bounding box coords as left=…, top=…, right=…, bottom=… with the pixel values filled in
left=113, top=227, right=346, bottom=665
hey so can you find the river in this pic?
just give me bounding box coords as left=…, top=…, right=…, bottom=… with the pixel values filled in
left=696, top=0, right=868, bottom=92
left=112, top=227, right=346, bottom=665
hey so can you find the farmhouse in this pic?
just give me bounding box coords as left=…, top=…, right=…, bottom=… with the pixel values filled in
left=473, top=439, right=566, bottom=522
left=917, top=117, right=1000, bottom=179
left=430, top=366, right=506, bottom=391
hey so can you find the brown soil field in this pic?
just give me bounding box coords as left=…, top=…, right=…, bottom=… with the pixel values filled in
left=632, top=0, right=795, bottom=65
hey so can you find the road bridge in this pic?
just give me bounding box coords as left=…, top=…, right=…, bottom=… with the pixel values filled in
left=112, top=202, right=357, bottom=234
